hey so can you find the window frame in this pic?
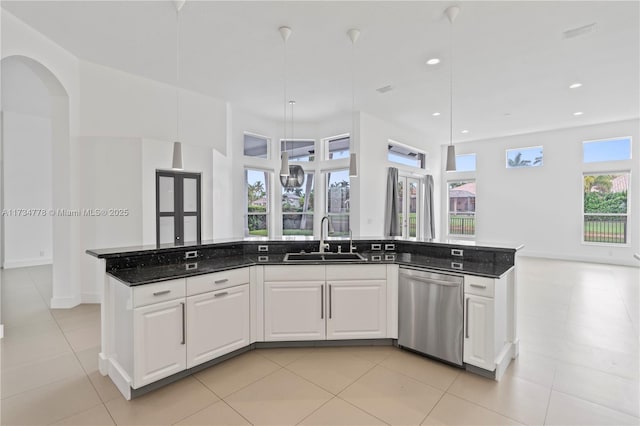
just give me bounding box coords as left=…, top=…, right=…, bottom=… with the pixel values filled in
left=581, top=170, right=630, bottom=246
left=245, top=167, right=271, bottom=238
left=446, top=179, right=476, bottom=238
left=324, top=168, right=351, bottom=237
left=454, top=153, right=477, bottom=172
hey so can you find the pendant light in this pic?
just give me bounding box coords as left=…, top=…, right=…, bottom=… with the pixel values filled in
left=445, top=5, right=460, bottom=172
left=172, top=0, right=185, bottom=170
left=347, top=28, right=360, bottom=177
left=278, top=26, right=305, bottom=188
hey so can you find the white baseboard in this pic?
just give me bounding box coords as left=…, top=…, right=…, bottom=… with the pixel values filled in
left=50, top=295, right=82, bottom=309
left=3, top=258, right=53, bottom=269
left=81, top=292, right=102, bottom=304
left=521, top=251, right=639, bottom=267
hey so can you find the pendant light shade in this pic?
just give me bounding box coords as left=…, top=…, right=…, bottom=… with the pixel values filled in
left=445, top=145, right=456, bottom=171
left=349, top=153, right=358, bottom=177
left=172, top=141, right=183, bottom=170
left=279, top=151, right=289, bottom=177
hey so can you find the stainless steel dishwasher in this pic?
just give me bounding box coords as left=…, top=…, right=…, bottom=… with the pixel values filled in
left=398, top=266, right=464, bottom=366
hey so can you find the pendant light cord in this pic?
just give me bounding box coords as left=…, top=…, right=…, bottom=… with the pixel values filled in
left=283, top=36, right=288, bottom=155
left=176, top=9, right=180, bottom=142
left=449, top=18, right=453, bottom=148
left=351, top=37, right=355, bottom=142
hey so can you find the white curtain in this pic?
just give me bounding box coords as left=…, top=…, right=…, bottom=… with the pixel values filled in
left=384, top=167, right=401, bottom=237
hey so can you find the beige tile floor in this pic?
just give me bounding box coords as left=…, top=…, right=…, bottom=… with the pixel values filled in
left=1, top=258, right=638, bottom=425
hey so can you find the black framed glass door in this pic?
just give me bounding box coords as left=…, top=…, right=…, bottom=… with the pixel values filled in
left=156, top=170, right=201, bottom=245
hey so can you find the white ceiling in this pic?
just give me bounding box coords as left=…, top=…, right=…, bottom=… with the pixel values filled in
left=2, top=1, right=639, bottom=144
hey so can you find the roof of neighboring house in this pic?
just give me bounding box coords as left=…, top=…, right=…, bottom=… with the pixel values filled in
left=612, top=175, right=629, bottom=193
left=450, top=182, right=476, bottom=198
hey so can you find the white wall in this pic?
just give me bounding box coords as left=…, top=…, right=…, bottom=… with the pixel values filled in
left=444, top=119, right=639, bottom=266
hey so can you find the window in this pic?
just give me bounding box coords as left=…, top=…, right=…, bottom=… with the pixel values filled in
left=324, top=135, right=350, bottom=160
left=388, top=142, right=426, bottom=169
left=506, top=146, right=543, bottom=168
left=282, top=172, right=314, bottom=236
left=455, top=153, right=476, bottom=172
left=156, top=170, right=201, bottom=244
left=398, top=176, right=421, bottom=238
left=281, top=139, right=315, bottom=162
left=448, top=180, right=475, bottom=236
left=245, top=169, right=270, bottom=237
left=244, top=133, right=269, bottom=159
left=326, top=169, right=350, bottom=236
left=583, top=172, right=629, bottom=244
left=583, top=137, right=632, bottom=163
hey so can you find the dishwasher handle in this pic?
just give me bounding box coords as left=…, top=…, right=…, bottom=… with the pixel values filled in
left=400, top=274, right=462, bottom=287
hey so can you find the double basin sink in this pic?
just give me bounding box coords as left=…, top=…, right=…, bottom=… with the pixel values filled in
left=283, top=252, right=366, bottom=262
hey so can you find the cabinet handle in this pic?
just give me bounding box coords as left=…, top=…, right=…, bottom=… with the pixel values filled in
left=214, top=279, right=229, bottom=284
left=153, top=290, right=171, bottom=296
left=320, top=285, right=324, bottom=319
left=214, top=291, right=228, bottom=297
left=180, top=302, right=186, bottom=345
left=329, top=285, right=332, bottom=319
left=465, top=297, right=470, bottom=339
left=470, top=283, right=486, bottom=289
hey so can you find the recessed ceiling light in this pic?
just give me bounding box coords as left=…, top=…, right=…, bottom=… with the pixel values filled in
left=573, top=111, right=584, bottom=116
left=432, top=112, right=441, bottom=116
left=569, top=82, right=582, bottom=89
left=426, top=58, right=441, bottom=65
left=461, top=130, right=469, bottom=134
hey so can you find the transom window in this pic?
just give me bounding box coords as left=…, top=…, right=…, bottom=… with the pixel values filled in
left=324, top=135, right=350, bottom=160
left=281, top=139, right=315, bottom=162
left=244, top=133, right=269, bottom=159
left=455, top=153, right=476, bottom=172
left=506, top=146, right=543, bottom=168
left=388, top=141, right=426, bottom=169
left=583, top=137, right=631, bottom=163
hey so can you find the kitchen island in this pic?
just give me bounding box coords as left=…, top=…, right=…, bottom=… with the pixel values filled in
left=87, top=238, right=521, bottom=399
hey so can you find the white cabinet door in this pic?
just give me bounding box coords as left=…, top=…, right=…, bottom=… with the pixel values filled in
left=264, top=281, right=326, bottom=341
left=133, top=299, right=186, bottom=388
left=463, top=294, right=495, bottom=371
left=186, top=284, right=250, bottom=368
left=326, top=280, right=387, bottom=340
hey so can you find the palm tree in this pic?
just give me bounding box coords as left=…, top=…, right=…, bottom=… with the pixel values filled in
left=508, top=152, right=531, bottom=167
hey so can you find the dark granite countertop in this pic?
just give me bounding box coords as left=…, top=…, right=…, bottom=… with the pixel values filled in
left=107, top=251, right=515, bottom=286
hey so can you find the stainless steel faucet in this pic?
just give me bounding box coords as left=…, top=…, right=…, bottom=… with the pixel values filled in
left=319, top=216, right=330, bottom=253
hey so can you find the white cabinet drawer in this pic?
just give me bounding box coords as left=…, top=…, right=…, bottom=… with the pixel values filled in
left=326, top=264, right=386, bottom=281
left=464, top=275, right=494, bottom=298
left=133, top=279, right=186, bottom=308
left=187, top=267, right=250, bottom=296
left=264, top=265, right=325, bottom=282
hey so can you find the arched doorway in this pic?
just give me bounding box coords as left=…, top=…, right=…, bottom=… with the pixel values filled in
left=1, top=55, right=73, bottom=309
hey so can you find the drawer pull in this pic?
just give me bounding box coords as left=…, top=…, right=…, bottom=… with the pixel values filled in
left=153, top=290, right=171, bottom=296
left=214, top=279, right=229, bottom=284
left=470, top=283, right=486, bottom=289
left=214, top=291, right=229, bottom=297
left=180, top=302, right=186, bottom=345
left=465, top=297, right=470, bottom=338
